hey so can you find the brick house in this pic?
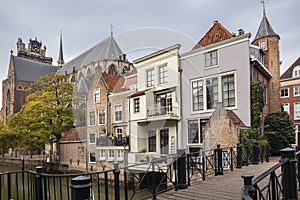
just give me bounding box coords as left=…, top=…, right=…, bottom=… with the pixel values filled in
left=280, top=56, right=300, bottom=146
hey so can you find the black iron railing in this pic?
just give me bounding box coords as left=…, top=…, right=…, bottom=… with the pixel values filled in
left=242, top=147, right=298, bottom=200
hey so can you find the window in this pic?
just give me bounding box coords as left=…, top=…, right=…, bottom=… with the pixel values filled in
left=116, top=128, right=123, bottom=143
left=294, top=103, right=300, bottom=120
left=159, top=65, right=167, bottom=84
left=89, top=111, right=96, bottom=126
left=206, top=77, right=218, bottom=109
left=259, top=40, right=267, bottom=51
left=147, top=69, right=155, bottom=87
left=115, top=105, right=122, bottom=121
left=94, top=88, right=100, bottom=103
left=108, top=150, right=114, bottom=160
left=134, top=98, right=140, bottom=113
left=205, top=50, right=218, bottom=67
left=188, top=120, right=199, bottom=144
left=282, top=103, right=290, bottom=114
left=222, top=74, right=235, bottom=107
left=90, top=152, right=96, bottom=163
left=148, top=130, right=156, bottom=152
left=293, top=66, right=300, bottom=77
left=192, top=80, right=204, bottom=111
left=78, top=147, right=84, bottom=156
left=17, top=85, right=24, bottom=90
left=100, top=150, right=106, bottom=160
left=90, top=133, right=96, bottom=144
left=294, top=86, right=300, bottom=96
left=280, top=88, right=289, bottom=98
left=117, top=150, right=123, bottom=160
left=98, top=109, right=106, bottom=125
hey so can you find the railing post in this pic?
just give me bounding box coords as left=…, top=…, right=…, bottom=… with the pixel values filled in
left=202, top=150, right=206, bottom=180
left=280, top=147, right=298, bottom=200
left=245, top=146, right=249, bottom=166
left=177, top=148, right=187, bottom=189
left=266, top=145, right=270, bottom=163
left=236, top=144, right=242, bottom=169
left=187, top=153, right=190, bottom=186
left=113, top=162, right=120, bottom=200
left=35, top=166, right=43, bottom=200
left=70, top=175, right=91, bottom=200
left=252, top=142, right=260, bottom=164
left=260, top=146, right=264, bottom=163
left=241, top=174, right=256, bottom=200
left=214, top=144, right=223, bottom=176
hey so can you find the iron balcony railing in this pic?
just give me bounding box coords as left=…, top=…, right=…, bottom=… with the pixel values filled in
left=147, top=105, right=179, bottom=118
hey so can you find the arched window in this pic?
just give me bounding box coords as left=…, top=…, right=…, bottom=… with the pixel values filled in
left=78, top=72, right=84, bottom=81
left=17, top=85, right=24, bottom=90
left=293, top=65, right=300, bottom=77
left=108, top=64, right=117, bottom=75
left=87, top=68, right=92, bottom=76
left=6, top=89, right=10, bottom=116
left=70, top=75, right=75, bottom=82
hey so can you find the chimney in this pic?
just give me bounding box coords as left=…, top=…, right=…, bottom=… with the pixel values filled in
left=238, top=29, right=244, bottom=35
left=123, top=53, right=126, bottom=61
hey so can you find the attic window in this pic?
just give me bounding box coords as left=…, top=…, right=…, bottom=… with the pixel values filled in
left=205, top=50, right=218, bottom=67
left=293, top=66, right=300, bottom=77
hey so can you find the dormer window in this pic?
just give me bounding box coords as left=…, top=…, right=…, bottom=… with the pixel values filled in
left=293, top=66, right=300, bottom=77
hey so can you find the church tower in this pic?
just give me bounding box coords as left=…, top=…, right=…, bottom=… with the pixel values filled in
left=252, top=3, right=281, bottom=113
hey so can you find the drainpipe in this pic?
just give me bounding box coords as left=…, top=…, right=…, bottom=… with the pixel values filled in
left=178, top=53, right=183, bottom=149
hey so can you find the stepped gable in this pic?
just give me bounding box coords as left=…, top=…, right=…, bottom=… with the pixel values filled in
left=60, top=127, right=86, bottom=142
left=59, top=35, right=123, bottom=74
left=281, top=56, right=300, bottom=79
left=193, top=21, right=234, bottom=50
left=13, top=56, right=58, bottom=82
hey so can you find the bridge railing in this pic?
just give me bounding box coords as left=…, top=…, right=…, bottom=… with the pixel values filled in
left=242, top=147, right=298, bottom=200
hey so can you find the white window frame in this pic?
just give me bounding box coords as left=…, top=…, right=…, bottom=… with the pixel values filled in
left=134, top=98, right=140, bottom=113
left=280, top=88, right=289, bottom=98
left=94, top=88, right=100, bottom=103
left=282, top=103, right=290, bottom=114
left=115, top=105, right=122, bottom=122
left=89, top=110, right=96, bottom=126
left=89, top=152, right=96, bottom=163
left=147, top=68, right=155, bottom=87
left=89, top=133, right=96, bottom=144
left=98, top=109, right=106, bottom=125
left=99, top=150, right=106, bottom=161
left=159, top=65, right=168, bottom=84
left=294, top=102, right=300, bottom=120
left=108, top=150, right=115, bottom=161
left=293, top=66, right=300, bottom=77
left=205, top=50, right=218, bottom=67
left=294, top=86, right=300, bottom=97
left=117, top=150, right=123, bottom=161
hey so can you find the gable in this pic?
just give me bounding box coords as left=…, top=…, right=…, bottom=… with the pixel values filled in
left=193, top=21, right=234, bottom=50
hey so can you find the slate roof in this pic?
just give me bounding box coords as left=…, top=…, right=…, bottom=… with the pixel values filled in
left=12, top=56, right=58, bottom=82
left=280, top=56, right=300, bottom=79
left=193, top=21, right=234, bottom=50
left=253, top=12, right=279, bottom=42
left=59, top=127, right=86, bottom=143
left=58, top=36, right=123, bottom=74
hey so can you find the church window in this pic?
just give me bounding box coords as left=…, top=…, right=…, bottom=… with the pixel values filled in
left=17, top=85, right=24, bottom=90
left=108, top=65, right=117, bottom=75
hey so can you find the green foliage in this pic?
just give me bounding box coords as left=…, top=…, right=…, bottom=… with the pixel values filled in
left=3, top=73, right=74, bottom=153
left=264, top=111, right=295, bottom=155
left=251, top=82, right=264, bottom=128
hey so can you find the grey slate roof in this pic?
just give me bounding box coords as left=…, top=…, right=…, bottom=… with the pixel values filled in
left=253, top=12, right=279, bottom=42
left=58, top=36, right=123, bottom=74
left=280, top=56, right=300, bottom=79
left=13, top=56, right=58, bottom=82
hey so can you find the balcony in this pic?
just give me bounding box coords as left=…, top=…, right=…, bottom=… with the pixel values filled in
left=147, top=105, right=179, bottom=119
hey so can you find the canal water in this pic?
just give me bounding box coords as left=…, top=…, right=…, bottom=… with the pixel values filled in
left=0, top=163, right=143, bottom=200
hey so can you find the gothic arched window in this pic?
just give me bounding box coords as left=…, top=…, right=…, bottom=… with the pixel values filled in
left=108, top=64, right=117, bottom=75
left=17, top=85, right=24, bottom=90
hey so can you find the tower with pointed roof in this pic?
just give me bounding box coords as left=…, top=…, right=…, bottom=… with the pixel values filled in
left=57, top=31, right=65, bottom=67
left=252, top=4, right=281, bottom=113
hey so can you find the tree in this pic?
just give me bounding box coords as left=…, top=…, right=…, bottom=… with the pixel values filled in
left=5, top=73, right=74, bottom=157
left=264, top=111, right=294, bottom=155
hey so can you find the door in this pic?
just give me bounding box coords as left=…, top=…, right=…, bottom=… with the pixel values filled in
left=160, top=129, right=169, bottom=154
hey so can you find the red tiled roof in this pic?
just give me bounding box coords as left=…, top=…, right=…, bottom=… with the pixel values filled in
left=129, top=90, right=147, bottom=98
left=226, top=110, right=246, bottom=127
left=59, top=127, right=86, bottom=142
left=102, top=72, right=122, bottom=92
left=193, top=21, right=234, bottom=50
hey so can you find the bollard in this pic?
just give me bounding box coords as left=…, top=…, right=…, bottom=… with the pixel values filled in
left=70, top=176, right=91, bottom=200
left=241, top=174, right=256, bottom=199
left=214, top=144, right=223, bottom=175
left=35, top=166, right=43, bottom=200
left=236, top=144, right=242, bottom=169
left=177, top=148, right=187, bottom=189
left=265, top=145, right=270, bottom=163
left=252, top=142, right=260, bottom=164
left=280, top=147, right=298, bottom=200
left=113, top=162, right=120, bottom=200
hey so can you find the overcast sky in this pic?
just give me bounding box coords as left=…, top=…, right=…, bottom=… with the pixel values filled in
left=0, top=0, right=299, bottom=98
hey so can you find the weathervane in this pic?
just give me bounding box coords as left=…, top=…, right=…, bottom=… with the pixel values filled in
left=261, top=0, right=266, bottom=15
left=109, top=22, right=113, bottom=36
